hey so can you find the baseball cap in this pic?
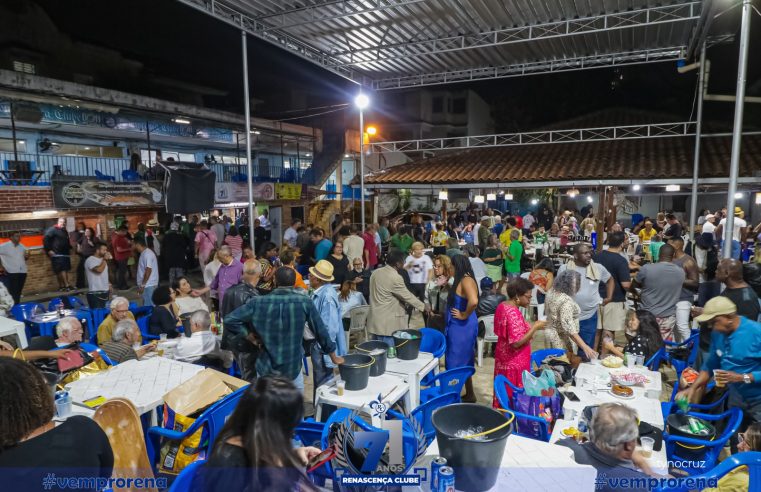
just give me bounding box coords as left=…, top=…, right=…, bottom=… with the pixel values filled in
left=480, top=277, right=494, bottom=291
left=694, top=297, right=737, bottom=323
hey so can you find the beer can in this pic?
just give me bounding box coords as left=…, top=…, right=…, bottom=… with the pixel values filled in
left=430, top=456, right=447, bottom=490
left=387, top=345, right=397, bottom=359
left=437, top=466, right=455, bottom=492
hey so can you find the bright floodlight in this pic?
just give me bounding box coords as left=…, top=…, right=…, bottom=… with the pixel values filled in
left=734, top=192, right=743, bottom=199
left=632, top=184, right=641, bottom=191
left=355, top=93, right=370, bottom=109
left=531, top=199, right=538, bottom=205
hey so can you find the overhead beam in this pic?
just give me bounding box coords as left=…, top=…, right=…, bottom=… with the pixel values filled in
left=372, top=47, right=683, bottom=90
left=175, top=0, right=364, bottom=85
left=329, top=2, right=700, bottom=67
left=368, top=124, right=761, bottom=154
left=258, top=0, right=427, bottom=31
left=363, top=177, right=761, bottom=190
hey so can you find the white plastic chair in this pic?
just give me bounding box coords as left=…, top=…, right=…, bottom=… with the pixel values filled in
left=476, top=314, right=497, bottom=367
left=346, top=305, right=370, bottom=348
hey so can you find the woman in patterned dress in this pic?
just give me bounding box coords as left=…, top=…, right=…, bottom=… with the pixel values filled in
left=492, top=277, right=546, bottom=407
left=544, top=269, right=598, bottom=360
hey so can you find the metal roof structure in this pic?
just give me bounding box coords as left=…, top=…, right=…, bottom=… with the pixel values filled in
left=176, top=0, right=715, bottom=90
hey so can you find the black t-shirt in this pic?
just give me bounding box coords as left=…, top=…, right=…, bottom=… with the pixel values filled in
left=346, top=269, right=371, bottom=302
left=665, top=222, right=683, bottom=239
left=0, top=416, right=113, bottom=489
left=594, top=251, right=631, bottom=302
left=723, top=286, right=761, bottom=321
left=149, top=305, right=180, bottom=338
left=624, top=335, right=654, bottom=360
left=326, top=254, right=350, bottom=285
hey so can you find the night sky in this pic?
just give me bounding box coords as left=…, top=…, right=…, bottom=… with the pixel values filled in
left=26, top=0, right=761, bottom=131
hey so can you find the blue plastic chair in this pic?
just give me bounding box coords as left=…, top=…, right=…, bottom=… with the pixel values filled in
left=420, top=366, right=475, bottom=404
left=94, top=170, right=115, bottom=181
left=530, top=348, right=565, bottom=372
left=385, top=392, right=459, bottom=445
left=646, top=346, right=667, bottom=371
left=78, top=342, right=116, bottom=366
left=295, top=419, right=325, bottom=448
left=121, top=170, right=140, bottom=182
left=47, top=298, right=65, bottom=311
left=654, top=451, right=761, bottom=492
left=661, top=379, right=729, bottom=423
left=146, top=386, right=249, bottom=472
left=664, top=407, right=743, bottom=475
left=169, top=459, right=205, bottom=492
left=494, top=374, right=550, bottom=441
left=420, top=328, right=446, bottom=359
left=419, top=328, right=445, bottom=386
left=11, top=302, right=44, bottom=338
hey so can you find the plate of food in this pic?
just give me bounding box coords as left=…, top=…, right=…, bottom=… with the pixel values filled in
left=601, top=355, right=623, bottom=368
left=610, top=384, right=635, bottom=399
left=610, top=371, right=650, bottom=386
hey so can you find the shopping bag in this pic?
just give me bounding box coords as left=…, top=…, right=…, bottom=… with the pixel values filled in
left=521, top=369, right=556, bottom=397
left=514, top=392, right=563, bottom=439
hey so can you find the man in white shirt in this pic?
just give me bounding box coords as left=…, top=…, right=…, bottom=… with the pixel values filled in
left=211, top=216, right=226, bottom=249
left=716, top=207, right=747, bottom=260
left=174, top=309, right=231, bottom=367
left=343, top=226, right=365, bottom=263
left=523, top=212, right=535, bottom=232
left=0, top=232, right=29, bottom=304
left=258, top=209, right=272, bottom=241
left=283, top=219, right=301, bottom=248
left=135, top=238, right=159, bottom=306
left=84, top=242, right=112, bottom=308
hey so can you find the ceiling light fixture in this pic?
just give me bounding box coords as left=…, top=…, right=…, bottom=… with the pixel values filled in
left=172, top=118, right=191, bottom=125
left=504, top=193, right=514, bottom=200
left=439, top=190, right=448, bottom=200
left=587, top=196, right=593, bottom=203
left=755, top=192, right=761, bottom=205
left=665, top=185, right=680, bottom=192
left=474, top=194, right=485, bottom=204
left=632, top=184, right=641, bottom=191
left=567, top=188, right=580, bottom=198
left=486, top=193, right=496, bottom=201
left=734, top=192, right=743, bottom=199
left=531, top=199, right=538, bottom=205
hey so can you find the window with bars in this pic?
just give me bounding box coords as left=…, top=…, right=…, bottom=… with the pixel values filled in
left=12, top=61, right=35, bottom=74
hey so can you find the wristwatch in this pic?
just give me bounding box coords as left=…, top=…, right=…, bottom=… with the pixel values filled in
left=743, top=373, right=752, bottom=384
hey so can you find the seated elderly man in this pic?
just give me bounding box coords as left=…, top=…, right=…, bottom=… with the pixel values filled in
left=557, top=403, right=658, bottom=491
left=100, top=319, right=155, bottom=364
left=174, top=310, right=231, bottom=368
left=55, top=317, right=84, bottom=347
left=96, top=297, right=135, bottom=345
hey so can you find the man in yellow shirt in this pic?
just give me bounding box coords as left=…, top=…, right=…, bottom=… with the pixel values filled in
left=96, top=296, right=135, bottom=345
left=638, top=221, right=658, bottom=261
left=499, top=218, right=523, bottom=248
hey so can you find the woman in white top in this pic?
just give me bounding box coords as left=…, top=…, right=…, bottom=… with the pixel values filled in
left=463, top=244, right=487, bottom=294
left=172, top=276, right=209, bottom=315
left=338, top=281, right=367, bottom=318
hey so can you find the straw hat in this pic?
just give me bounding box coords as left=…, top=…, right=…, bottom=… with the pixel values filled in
left=147, top=218, right=159, bottom=227
left=734, top=206, right=744, bottom=218
left=309, top=260, right=335, bottom=282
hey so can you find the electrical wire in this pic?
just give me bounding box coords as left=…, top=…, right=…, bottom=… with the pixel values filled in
left=270, top=105, right=349, bottom=122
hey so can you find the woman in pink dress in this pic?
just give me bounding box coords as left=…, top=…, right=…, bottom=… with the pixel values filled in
left=492, top=277, right=546, bottom=408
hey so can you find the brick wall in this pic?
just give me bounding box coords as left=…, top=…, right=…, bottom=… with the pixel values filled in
left=0, top=186, right=54, bottom=212
left=22, top=250, right=81, bottom=296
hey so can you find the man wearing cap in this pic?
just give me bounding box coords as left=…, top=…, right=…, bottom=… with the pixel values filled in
left=308, top=260, right=346, bottom=394
left=716, top=207, right=747, bottom=260
left=476, top=277, right=506, bottom=318
left=678, top=297, right=761, bottom=445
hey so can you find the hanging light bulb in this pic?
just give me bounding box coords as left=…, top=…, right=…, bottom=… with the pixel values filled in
left=530, top=199, right=538, bottom=205
left=734, top=192, right=743, bottom=199
left=632, top=184, right=641, bottom=191
left=438, top=190, right=448, bottom=200
left=567, top=188, right=580, bottom=198
left=587, top=196, right=593, bottom=203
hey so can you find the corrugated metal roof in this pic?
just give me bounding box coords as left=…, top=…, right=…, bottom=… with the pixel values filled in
left=187, top=0, right=704, bottom=85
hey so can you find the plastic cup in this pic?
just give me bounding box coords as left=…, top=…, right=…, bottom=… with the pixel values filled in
left=625, top=353, right=635, bottom=368
left=714, top=369, right=726, bottom=388
left=640, top=436, right=654, bottom=458
left=55, top=397, right=72, bottom=418
left=337, top=380, right=346, bottom=396
left=635, top=355, right=645, bottom=367
left=160, top=333, right=168, bottom=342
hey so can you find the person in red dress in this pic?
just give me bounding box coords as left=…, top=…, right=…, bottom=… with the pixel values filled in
left=492, top=277, right=546, bottom=407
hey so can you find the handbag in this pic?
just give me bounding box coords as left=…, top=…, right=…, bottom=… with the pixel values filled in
left=514, top=392, right=563, bottom=439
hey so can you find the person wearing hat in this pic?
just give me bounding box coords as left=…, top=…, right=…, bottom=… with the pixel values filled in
left=146, top=218, right=161, bottom=256
left=716, top=207, right=748, bottom=260
left=308, top=260, right=346, bottom=395
left=678, top=296, right=761, bottom=444
left=476, top=276, right=506, bottom=319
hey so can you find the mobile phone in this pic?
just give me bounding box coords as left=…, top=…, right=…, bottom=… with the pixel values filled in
left=565, top=391, right=580, bottom=402
left=306, top=447, right=337, bottom=473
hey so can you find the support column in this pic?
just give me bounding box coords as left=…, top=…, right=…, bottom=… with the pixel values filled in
left=688, top=43, right=707, bottom=243
left=722, top=0, right=752, bottom=258
left=242, top=30, right=256, bottom=251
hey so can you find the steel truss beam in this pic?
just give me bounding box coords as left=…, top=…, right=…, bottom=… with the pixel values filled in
left=330, top=2, right=700, bottom=67
left=175, top=0, right=364, bottom=84
left=258, top=0, right=427, bottom=31
left=372, top=47, right=683, bottom=90
left=369, top=122, right=700, bottom=153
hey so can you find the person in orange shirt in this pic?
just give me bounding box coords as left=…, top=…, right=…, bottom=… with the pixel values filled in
left=280, top=247, right=307, bottom=291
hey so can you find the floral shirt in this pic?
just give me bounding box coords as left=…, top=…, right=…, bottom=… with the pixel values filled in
left=544, top=290, right=580, bottom=354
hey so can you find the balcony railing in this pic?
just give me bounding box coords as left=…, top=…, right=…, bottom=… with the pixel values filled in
left=0, top=153, right=311, bottom=185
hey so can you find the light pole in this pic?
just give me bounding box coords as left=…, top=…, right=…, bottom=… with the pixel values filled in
left=355, top=93, right=369, bottom=231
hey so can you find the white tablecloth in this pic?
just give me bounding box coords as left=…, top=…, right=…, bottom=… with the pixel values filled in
left=315, top=372, right=410, bottom=427
left=0, top=316, right=27, bottom=348
left=575, top=362, right=662, bottom=399
left=418, top=434, right=597, bottom=491
left=64, top=357, right=203, bottom=416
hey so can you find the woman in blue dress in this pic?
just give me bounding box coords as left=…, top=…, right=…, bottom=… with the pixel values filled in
left=445, top=254, right=480, bottom=402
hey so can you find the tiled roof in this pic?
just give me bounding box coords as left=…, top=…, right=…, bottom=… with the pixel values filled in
left=364, top=133, right=761, bottom=185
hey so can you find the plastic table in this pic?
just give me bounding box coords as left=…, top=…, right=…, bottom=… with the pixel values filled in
left=385, top=352, right=438, bottom=409
left=29, top=308, right=93, bottom=338
left=560, top=386, right=665, bottom=430
left=0, top=316, right=28, bottom=348
left=575, top=362, right=662, bottom=399
left=314, top=372, right=411, bottom=427
left=417, top=434, right=597, bottom=491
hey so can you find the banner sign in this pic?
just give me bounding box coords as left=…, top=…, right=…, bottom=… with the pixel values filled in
left=214, top=182, right=275, bottom=205
left=52, top=178, right=163, bottom=209
left=276, top=183, right=303, bottom=200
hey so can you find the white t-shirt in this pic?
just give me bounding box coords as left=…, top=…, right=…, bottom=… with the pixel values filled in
left=405, top=254, right=433, bottom=284
left=137, top=248, right=159, bottom=287
left=283, top=227, right=298, bottom=248
left=719, top=217, right=747, bottom=242
left=523, top=214, right=535, bottom=229
left=702, top=221, right=716, bottom=236
left=0, top=242, right=27, bottom=273
left=84, top=255, right=109, bottom=292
